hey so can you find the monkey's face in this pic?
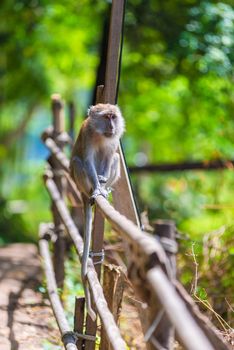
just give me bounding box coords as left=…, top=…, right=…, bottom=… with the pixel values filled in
left=88, top=104, right=125, bottom=138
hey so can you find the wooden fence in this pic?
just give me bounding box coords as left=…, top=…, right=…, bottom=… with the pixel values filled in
left=38, top=1, right=231, bottom=349
left=38, top=94, right=231, bottom=350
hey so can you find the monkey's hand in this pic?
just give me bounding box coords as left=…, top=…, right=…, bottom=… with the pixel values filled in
left=90, top=187, right=108, bottom=205
left=98, top=175, right=108, bottom=184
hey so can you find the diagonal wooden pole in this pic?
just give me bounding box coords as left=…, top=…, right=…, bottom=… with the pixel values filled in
left=103, top=0, right=140, bottom=227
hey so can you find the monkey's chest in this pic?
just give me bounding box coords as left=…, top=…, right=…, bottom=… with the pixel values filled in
left=93, top=147, right=114, bottom=174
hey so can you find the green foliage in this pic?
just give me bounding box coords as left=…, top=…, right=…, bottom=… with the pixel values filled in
left=0, top=197, right=31, bottom=245
left=180, top=2, right=234, bottom=76
left=178, top=225, right=234, bottom=327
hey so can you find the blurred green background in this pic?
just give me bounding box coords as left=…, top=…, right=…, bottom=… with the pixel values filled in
left=0, top=0, right=233, bottom=327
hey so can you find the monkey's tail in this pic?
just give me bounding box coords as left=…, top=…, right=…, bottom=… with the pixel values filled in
left=82, top=200, right=96, bottom=322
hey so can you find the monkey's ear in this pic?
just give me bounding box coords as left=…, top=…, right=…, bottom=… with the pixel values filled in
left=87, top=106, right=94, bottom=117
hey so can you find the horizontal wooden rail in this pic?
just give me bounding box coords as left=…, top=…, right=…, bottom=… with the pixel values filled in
left=44, top=137, right=70, bottom=170
left=95, top=195, right=169, bottom=271
left=128, top=159, right=234, bottom=173
left=39, top=234, right=78, bottom=350
left=147, top=267, right=214, bottom=350
left=44, top=175, right=127, bottom=350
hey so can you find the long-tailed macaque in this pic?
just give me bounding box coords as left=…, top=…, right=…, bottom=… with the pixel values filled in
left=70, top=103, right=125, bottom=320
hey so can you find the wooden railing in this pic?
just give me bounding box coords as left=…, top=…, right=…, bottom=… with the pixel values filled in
left=38, top=94, right=230, bottom=350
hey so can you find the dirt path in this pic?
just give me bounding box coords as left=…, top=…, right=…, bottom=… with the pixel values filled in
left=0, top=243, right=59, bottom=350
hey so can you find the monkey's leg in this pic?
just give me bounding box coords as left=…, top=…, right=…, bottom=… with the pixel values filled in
left=82, top=197, right=96, bottom=321
left=71, top=156, right=92, bottom=196
left=106, top=153, right=120, bottom=188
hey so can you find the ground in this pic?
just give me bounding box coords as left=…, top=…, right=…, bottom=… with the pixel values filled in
left=0, top=243, right=59, bottom=350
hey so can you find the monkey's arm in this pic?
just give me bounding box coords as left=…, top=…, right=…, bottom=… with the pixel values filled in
left=97, top=155, right=114, bottom=184
left=83, top=158, right=100, bottom=190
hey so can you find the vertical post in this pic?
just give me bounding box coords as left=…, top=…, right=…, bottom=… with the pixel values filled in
left=67, top=100, right=84, bottom=236
left=50, top=94, right=66, bottom=289
left=100, top=264, right=125, bottom=350
left=74, top=297, right=85, bottom=349
left=154, top=220, right=177, bottom=280
left=149, top=219, right=177, bottom=350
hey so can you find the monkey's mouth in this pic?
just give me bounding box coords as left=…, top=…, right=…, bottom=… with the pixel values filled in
left=104, top=131, right=115, bottom=137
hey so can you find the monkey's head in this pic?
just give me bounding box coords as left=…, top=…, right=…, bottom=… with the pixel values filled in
left=88, top=104, right=125, bottom=138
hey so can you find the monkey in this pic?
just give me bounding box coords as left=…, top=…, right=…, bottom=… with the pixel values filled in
left=70, top=103, right=125, bottom=321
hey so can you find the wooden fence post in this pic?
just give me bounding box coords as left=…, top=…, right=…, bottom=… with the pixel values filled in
left=67, top=100, right=84, bottom=237
left=150, top=220, right=177, bottom=350
left=74, top=297, right=85, bottom=349
left=50, top=94, right=66, bottom=289
left=100, top=264, right=125, bottom=350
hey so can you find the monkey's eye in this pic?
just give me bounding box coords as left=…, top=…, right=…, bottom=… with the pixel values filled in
left=111, top=114, right=116, bottom=119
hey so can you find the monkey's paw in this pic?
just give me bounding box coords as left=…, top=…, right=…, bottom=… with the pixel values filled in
left=90, top=187, right=108, bottom=205
left=98, top=175, right=108, bottom=184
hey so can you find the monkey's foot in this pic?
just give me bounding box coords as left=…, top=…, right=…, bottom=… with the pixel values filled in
left=90, top=187, right=108, bottom=205
left=98, top=175, right=108, bottom=184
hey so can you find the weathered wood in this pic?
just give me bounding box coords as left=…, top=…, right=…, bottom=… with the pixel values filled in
left=45, top=137, right=70, bottom=169
left=113, top=149, right=141, bottom=226
left=95, top=196, right=169, bottom=270
left=74, top=297, right=85, bottom=349
left=174, top=281, right=231, bottom=350
left=147, top=267, right=214, bottom=350
left=44, top=176, right=127, bottom=350
left=52, top=94, right=65, bottom=136
left=148, top=220, right=176, bottom=349
left=50, top=94, right=66, bottom=289
left=52, top=214, right=66, bottom=289
left=96, top=84, right=105, bottom=103
left=102, top=0, right=140, bottom=227
left=103, top=0, right=124, bottom=103
left=39, top=234, right=78, bottom=350
left=154, top=220, right=177, bottom=279
left=100, top=264, right=125, bottom=350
